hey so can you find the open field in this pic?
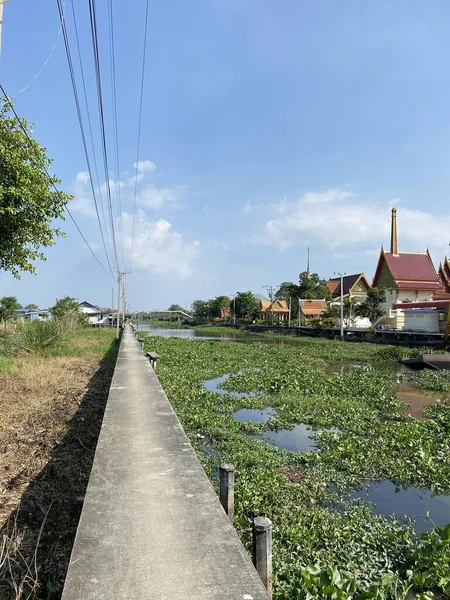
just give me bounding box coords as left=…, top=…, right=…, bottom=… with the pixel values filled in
left=0, top=328, right=118, bottom=600
left=146, top=334, right=450, bottom=599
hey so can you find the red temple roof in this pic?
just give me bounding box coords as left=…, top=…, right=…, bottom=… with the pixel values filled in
left=373, top=250, right=443, bottom=291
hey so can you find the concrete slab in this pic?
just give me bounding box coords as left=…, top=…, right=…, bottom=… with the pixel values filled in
left=62, top=325, right=270, bottom=600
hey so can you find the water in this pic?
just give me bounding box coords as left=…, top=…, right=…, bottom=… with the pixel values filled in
left=203, top=373, right=257, bottom=398
left=233, top=407, right=275, bottom=423
left=352, top=480, right=450, bottom=534
left=262, top=424, right=317, bottom=452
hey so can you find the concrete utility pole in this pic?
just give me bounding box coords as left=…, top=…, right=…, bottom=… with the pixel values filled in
left=288, top=297, right=291, bottom=327
left=116, top=273, right=122, bottom=339
left=335, top=271, right=346, bottom=341
left=263, top=285, right=275, bottom=325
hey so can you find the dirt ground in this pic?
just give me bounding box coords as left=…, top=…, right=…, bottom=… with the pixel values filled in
left=0, top=352, right=115, bottom=600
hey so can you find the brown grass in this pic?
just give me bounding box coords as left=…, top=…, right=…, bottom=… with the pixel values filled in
left=0, top=339, right=117, bottom=599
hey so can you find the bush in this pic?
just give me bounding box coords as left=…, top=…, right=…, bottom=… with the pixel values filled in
left=17, top=320, right=66, bottom=353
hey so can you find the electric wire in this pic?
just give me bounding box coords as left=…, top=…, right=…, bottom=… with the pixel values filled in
left=0, top=83, right=114, bottom=280
left=69, top=0, right=113, bottom=265
left=56, top=0, right=114, bottom=278
left=107, top=0, right=126, bottom=270
left=88, top=0, right=120, bottom=273
left=130, top=0, right=150, bottom=272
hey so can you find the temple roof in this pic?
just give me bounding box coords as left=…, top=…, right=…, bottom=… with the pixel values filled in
left=373, top=250, right=443, bottom=291
left=299, top=299, right=327, bottom=316
left=260, top=299, right=289, bottom=313
left=327, top=273, right=370, bottom=298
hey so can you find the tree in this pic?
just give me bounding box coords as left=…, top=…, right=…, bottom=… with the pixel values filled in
left=50, top=296, right=87, bottom=327
left=25, top=303, right=39, bottom=310
left=0, top=100, right=71, bottom=278
left=0, top=296, right=22, bottom=321
left=234, top=291, right=259, bottom=320
left=355, top=288, right=386, bottom=326
left=210, top=295, right=231, bottom=318
left=275, top=282, right=300, bottom=301
left=298, top=271, right=331, bottom=301
left=192, top=299, right=208, bottom=319
left=168, top=304, right=184, bottom=312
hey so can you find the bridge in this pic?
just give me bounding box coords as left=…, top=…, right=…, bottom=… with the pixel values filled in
left=137, top=309, right=193, bottom=320
left=61, top=325, right=269, bottom=600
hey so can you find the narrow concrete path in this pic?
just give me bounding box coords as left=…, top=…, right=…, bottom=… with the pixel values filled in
left=62, top=325, right=269, bottom=600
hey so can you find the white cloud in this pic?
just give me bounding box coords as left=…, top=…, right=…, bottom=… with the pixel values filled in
left=76, top=171, right=90, bottom=185
left=70, top=160, right=182, bottom=217
left=122, top=210, right=200, bottom=278
left=70, top=196, right=97, bottom=218
left=134, top=160, right=156, bottom=174
left=242, top=200, right=252, bottom=214
left=253, top=189, right=450, bottom=251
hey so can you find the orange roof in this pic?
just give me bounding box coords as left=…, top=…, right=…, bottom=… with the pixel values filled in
left=299, top=299, right=327, bottom=316
left=260, top=299, right=289, bottom=313
left=327, top=281, right=339, bottom=295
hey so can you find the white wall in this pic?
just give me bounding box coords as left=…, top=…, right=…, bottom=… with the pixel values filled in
left=404, top=311, right=439, bottom=333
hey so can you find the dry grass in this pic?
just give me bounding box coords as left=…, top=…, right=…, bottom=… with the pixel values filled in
left=0, top=331, right=117, bottom=600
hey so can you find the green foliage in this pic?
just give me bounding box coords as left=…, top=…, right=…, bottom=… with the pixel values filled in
left=234, top=291, right=259, bottom=320
left=167, top=304, right=184, bottom=312
left=50, top=296, right=87, bottom=329
left=355, top=289, right=386, bottom=326
left=299, top=271, right=332, bottom=301
left=192, top=299, right=208, bottom=319
left=417, top=370, right=450, bottom=394
left=24, top=303, right=40, bottom=310
left=144, top=334, right=450, bottom=598
left=210, top=295, right=231, bottom=318
left=0, top=100, right=71, bottom=277
left=0, top=295, right=22, bottom=321
left=17, top=320, right=66, bottom=353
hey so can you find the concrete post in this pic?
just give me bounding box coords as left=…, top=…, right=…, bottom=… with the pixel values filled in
left=252, top=517, right=272, bottom=597
left=219, top=463, right=234, bottom=521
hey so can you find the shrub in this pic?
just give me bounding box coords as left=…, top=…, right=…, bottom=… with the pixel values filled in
left=17, top=320, right=66, bottom=353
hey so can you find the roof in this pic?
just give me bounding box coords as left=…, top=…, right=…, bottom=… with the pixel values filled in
left=393, top=300, right=450, bottom=310
left=299, top=299, right=327, bottom=316
left=327, top=273, right=370, bottom=297
left=260, top=299, right=289, bottom=313
left=373, top=250, right=443, bottom=291
left=79, top=301, right=102, bottom=310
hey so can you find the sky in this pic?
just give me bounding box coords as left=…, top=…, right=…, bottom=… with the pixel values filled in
left=1, top=0, right=450, bottom=311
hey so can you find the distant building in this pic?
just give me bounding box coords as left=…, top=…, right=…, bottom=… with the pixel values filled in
left=437, top=257, right=450, bottom=295
left=327, top=273, right=370, bottom=300
left=259, top=299, right=289, bottom=322
left=14, top=308, right=50, bottom=322
left=298, top=299, right=327, bottom=321
left=372, top=208, right=445, bottom=329
left=220, top=307, right=231, bottom=319
left=78, top=301, right=110, bottom=325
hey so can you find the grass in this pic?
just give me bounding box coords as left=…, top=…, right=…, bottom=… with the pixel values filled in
left=146, top=334, right=450, bottom=599
left=0, top=327, right=118, bottom=600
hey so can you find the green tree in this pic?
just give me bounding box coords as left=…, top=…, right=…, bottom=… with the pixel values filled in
left=50, top=296, right=87, bottom=327
left=355, top=288, right=386, bottom=326
left=210, top=295, right=231, bottom=318
left=234, top=291, right=259, bottom=320
left=25, top=303, right=40, bottom=310
left=0, top=296, right=22, bottom=321
left=192, top=299, right=208, bottom=319
left=298, top=271, right=331, bottom=300
left=168, top=304, right=184, bottom=312
left=0, top=100, right=71, bottom=278
left=275, top=282, right=300, bottom=301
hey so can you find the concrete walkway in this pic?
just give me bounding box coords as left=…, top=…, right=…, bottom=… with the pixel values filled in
left=62, top=325, right=269, bottom=600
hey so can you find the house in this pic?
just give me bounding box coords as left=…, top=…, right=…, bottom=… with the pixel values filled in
left=14, top=308, right=50, bottom=322
left=298, top=299, right=327, bottom=321
left=326, top=274, right=371, bottom=328
left=327, top=273, right=370, bottom=300
left=78, top=301, right=111, bottom=325
left=259, top=299, right=290, bottom=322
left=372, top=208, right=445, bottom=329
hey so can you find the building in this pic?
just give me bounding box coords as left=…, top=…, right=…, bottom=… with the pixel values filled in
left=327, top=273, right=370, bottom=300
left=298, top=299, right=327, bottom=321
left=437, top=257, right=450, bottom=295
left=259, top=299, right=290, bottom=322
left=78, top=301, right=111, bottom=325
left=393, top=300, right=450, bottom=335
left=372, top=208, right=444, bottom=329
left=14, top=308, right=50, bottom=322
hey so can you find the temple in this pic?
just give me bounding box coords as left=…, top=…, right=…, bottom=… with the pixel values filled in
left=326, top=273, right=370, bottom=300
left=372, top=208, right=445, bottom=328
left=437, top=257, right=450, bottom=296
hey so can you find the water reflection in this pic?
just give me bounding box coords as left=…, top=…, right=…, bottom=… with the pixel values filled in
left=233, top=407, right=275, bottom=423
left=262, top=424, right=317, bottom=452
left=352, top=480, right=450, bottom=534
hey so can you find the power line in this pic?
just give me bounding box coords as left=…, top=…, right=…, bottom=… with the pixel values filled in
left=0, top=83, right=114, bottom=280
left=69, top=0, right=113, bottom=266
left=130, top=0, right=150, bottom=272
left=88, top=0, right=120, bottom=272
left=56, top=0, right=114, bottom=278
left=107, top=0, right=126, bottom=270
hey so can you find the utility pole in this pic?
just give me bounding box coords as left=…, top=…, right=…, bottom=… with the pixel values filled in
left=335, top=272, right=346, bottom=341
left=263, top=285, right=275, bottom=326
left=298, top=297, right=301, bottom=327
left=288, top=296, right=291, bottom=327
left=0, top=1, right=4, bottom=59
left=116, top=273, right=122, bottom=339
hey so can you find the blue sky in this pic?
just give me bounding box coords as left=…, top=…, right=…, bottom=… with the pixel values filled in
left=1, top=0, right=450, bottom=310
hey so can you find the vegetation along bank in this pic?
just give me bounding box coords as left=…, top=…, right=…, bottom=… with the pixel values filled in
left=0, top=316, right=118, bottom=600
left=144, top=334, right=450, bottom=600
